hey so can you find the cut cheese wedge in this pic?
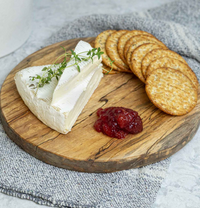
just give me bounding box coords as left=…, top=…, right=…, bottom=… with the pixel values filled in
left=15, top=41, right=103, bottom=134
left=51, top=40, right=102, bottom=106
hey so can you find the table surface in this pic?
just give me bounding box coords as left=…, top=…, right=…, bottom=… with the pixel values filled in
left=1, top=0, right=200, bottom=208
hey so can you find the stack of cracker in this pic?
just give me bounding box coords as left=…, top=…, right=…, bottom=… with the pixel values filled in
left=95, top=30, right=198, bottom=116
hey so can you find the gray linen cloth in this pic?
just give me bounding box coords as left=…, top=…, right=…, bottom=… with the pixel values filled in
left=1, top=0, right=200, bottom=207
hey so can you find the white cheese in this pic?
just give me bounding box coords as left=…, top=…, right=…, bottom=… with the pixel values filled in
left=14, top=41, right=103, bottom=134
left=51, top=40, right=102, bottom=106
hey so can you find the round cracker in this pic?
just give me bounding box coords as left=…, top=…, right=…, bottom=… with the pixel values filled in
left=126, top=36, right=167, bottom=69
left=95, top=30, right=122, bottom=71
left=118, top=30, right=154, bottom=64
left=146, top=57, right=199, bottom=89
left=130, top=43, right=165, bottom=83
left=106, top=30, right=131, bottom=72
left=124, top=34, right=155, bottom=59
left=142, top=49, right=188, bottom=78
left=145, top=67, right=197, bottom=115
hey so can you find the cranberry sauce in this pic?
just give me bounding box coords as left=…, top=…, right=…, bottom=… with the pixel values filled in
left=94, top=107, right=143, bottom=139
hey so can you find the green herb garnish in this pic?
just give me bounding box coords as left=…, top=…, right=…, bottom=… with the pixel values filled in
left=30, top=46, right=113, bottom=93
left=104, top=57, right=115, bottom=75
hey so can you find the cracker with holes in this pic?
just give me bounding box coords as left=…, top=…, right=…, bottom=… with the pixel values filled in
left=106, top=30, right=131, bottom=72
left=146, top=57, right=199, bottom=89
left=95, top=30, right=122, bottom=72
left=145, top=67, right=198, bottom=115
left=118, top=30, right=154, bottom=64
left=130, top=43, right=165, bottom=83
left=126, top=36, right=167, bottom=69
left=142, top=49, right=188, bottom=78
left=124, top=35, right=155, bottom=59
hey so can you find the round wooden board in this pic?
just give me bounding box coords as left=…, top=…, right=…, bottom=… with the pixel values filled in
left=1, top=37, right=200, bottom=173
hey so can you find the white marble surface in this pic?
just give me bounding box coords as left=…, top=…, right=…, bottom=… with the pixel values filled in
left=1, top=0, right=200, bottom=207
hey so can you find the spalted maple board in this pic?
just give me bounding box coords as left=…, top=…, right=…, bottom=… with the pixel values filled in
left=0, top=37, right=200, bottom=173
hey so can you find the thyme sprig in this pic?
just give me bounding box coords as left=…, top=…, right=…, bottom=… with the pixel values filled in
left=104, top=57, right=115, bottom=75
left=29, top=46, right=113, bottom=92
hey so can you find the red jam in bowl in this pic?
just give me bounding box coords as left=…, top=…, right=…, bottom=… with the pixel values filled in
left=94, top=107, right=143, bottom=139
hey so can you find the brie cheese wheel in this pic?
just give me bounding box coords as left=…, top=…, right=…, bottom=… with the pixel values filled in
left=15, top=41, right=103, bottom=134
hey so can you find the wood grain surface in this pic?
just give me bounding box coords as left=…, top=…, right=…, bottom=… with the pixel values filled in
left=0, top=37, right=200, bottom=173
